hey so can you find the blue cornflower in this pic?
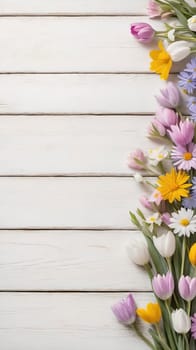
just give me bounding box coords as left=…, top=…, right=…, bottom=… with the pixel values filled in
left=178, top=71, right=196, bottom=94
left=187, top=96, right=196, bottom=120
left=185, top=57, right=196, bottom=80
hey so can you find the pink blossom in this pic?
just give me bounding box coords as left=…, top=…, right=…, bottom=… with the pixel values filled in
left=161, top=212, right=171, bottom=225
left=149, top=189, right=163, bottom=205
left=147, top=0, right=162, bottom=18
left=130, top=23, right=155, bottom=43
left=140, top=195, right=153, bottom=209
left=148, top=118, right=166, bottom=136
left=127, top=149, right=146, bottom=170
left=168, top=119, right=194, bottom=146
left=156, top=82, right=180, bottom=109
left=156, top=106, right=178, bottom=128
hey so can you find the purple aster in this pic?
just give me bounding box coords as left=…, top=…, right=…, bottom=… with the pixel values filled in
left=187, top=97, right=196, bottom=120
left=171, top=142, right=196, bottom=171
left=185, top=57, right=196, bottom=80
left=183, top=177, right=196, bottom=209
left=191, top=313, right=196, bottom=339
left=178, top=71, right=196, bottom=94
left=191, top=177, right=196, bottom=193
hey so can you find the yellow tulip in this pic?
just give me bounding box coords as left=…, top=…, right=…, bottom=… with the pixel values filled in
left=189, top=243, right=196, bottom=266
left=136, top=303, right=161, bottom=324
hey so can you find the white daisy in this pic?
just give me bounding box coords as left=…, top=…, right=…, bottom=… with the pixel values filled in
left=148, top=146, right=168, bottom=166
left=169, top=208, right=196, bottom=237
left=146, top=212, right=162, bottom=232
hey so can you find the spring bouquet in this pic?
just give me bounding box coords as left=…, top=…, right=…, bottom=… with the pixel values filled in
left=111, top=2, right=196, bottom=350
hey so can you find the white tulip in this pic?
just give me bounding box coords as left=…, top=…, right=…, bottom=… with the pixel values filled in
left=126, top=236, right=150, bottom=266
left=171, top=309, right=191, bottom=334
left=188, top=15, right=196, bottom=31
left=167, top=41, right=192, bottom=62
left=184, top=0, right=196, bottom=7
left=153, top=231, right=176, bottom=258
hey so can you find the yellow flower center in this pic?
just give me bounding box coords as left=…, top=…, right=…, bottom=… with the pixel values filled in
left=150, top=217, right=156, bottom=222
left=183, top=152, right=192, bottom=161
left=180, top=218, right=190, bottom=226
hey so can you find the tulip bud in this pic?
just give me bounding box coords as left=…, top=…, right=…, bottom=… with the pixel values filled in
left=140, top=195, right=153, bottom=210
left=161, top=212, right=171, bottom=226
left=153, top=231, right=176, bottom=258
left=167, top=41, right=192, bottom=62
left=126, top=236, right=150, bottom=266
left=171, top=309, right=191, bottom=334
left=147, top=0, right=162, bottom=18
left=127, top=149, right=146, bottom=170
left=189, top=243, right=196, bottom=266
left=156, top=82, right=180, bottom=109
left=156, top=106, right=178, bottom=128
left=178, top=276, right=196, bottom=301
left=130, top=23, right=155, bottom=43
left=148, top=118, right=166, bottom=137
left=112, top=294, right=136, bottom=325
left=137, top=303, right=161, bottom=324
left=152, top=272, right=174, bottom=300
left=188, top=15, right=196, bottom=31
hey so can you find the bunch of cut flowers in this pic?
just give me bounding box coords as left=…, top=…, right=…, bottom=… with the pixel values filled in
left=112, top=74, right=196, bottom=349
left=130, top=0, right=196, bottom=80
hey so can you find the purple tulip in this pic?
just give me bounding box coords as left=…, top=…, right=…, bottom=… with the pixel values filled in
left=130, top=23, right=155, bottom=43
left=168, top=119, right=194, bottom=146
left=148, top=118, right=166, bottom=137
left=152, top=271, right=174, bottom=300
left=178, top=276, right=196, bottom=301
left=156, top=82, right=180, bottom=109
left=127, top=149, right=146, bottom=170
left=156, top=106, right=178, bottom=128
left=112, top=294, right=136, bottom=325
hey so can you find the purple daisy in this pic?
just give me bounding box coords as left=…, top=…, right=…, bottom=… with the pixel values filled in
left=185, top=57, right=196, bottom=80
left=171, top=142, right=196, bottom=171
left=187, top=97, right=196, bottom=121
left=191, top=313, right=196, bottom=339
left=178, top=71, right=196, bottom=94
left=183, top=177, right=196, bottom=209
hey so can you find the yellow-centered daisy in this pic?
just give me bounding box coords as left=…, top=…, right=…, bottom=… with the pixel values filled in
left=157, top=168, right=191, bottom=203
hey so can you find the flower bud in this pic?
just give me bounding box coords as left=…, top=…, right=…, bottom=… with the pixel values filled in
left=156, top=82, right=180, bottom=109
left=178, top=276, right=196, bottom=301
left=148, top=118, right=166, bottom=137
left=140, top=195, right=153, bottom=210
left=137, top=303, right=161, bottom=323
left=188, top=15, right=196, bottom=31
left=189, top=243, right=196, bottom=266
left=134, top=173, right=144, bottom=183
left=127, top=149, right=146, bottom=170
left=167, top=41, right=192, bottom=62
left=156, top=106, right=178, bottom=128
left=112, top=294, right=136, bottom=325
left=130, top=23, right=155, bottom=43
left=171, top=309, right=191, bottom=334
left=161, top=212, right=171, bottom=225
left=152, top=272, right=174, bottom=300
left=126, top=236, right=150, bottom=266
left=147, top=0, right=162, bottom=18
left=153, top=231, right=175, bottom=258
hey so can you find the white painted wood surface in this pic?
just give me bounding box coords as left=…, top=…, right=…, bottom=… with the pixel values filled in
left=0, top=1, right=147, bottom=15
left=0, top=177, right=153, bottom=229
left=0, top=293, right=152, bottom=350
left=0, top=230, right=150, bottom=291
left=0, top=1, right=162, bottom=348
left=0, top=115, right=153, bottom=175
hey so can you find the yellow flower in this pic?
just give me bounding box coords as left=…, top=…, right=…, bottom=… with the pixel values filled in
left=157, top=168, right=191, bottom=204
left=189, top=243, right=196, bottom=266
left=150, top=41, right=172, bottom=80
left=136, top=303, right=161, bottom=324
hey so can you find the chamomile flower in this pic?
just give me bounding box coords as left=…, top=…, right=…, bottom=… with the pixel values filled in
left=169, top=208, right=196, bottom=237
left=148, top=146, right=168, bottom=166
left=146, top=212, right=162, bottom=232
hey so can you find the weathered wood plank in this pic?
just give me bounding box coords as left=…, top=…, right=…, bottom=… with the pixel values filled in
left=0, top=1, right=147, bottom=15
left=0, top=115, right=155, bottom=175
left=0, top=230, right=150, bottom=291
left=0, top=17, right=166, bottom=73
left=0, top=177, right=152, bottom=229
left=0, top=292, right=152, bottom=350
left=0, top=74, right=171, bottom=114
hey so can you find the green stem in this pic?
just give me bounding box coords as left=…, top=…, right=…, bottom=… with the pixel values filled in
left=154, top=324, right=172, bottom=350
left=133, top=324, right=155, bottom=350
left=181, top=236, right=186, bottom=276
left=187, top=300, right=191, bottom=316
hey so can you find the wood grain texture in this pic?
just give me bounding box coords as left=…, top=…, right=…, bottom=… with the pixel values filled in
left=0, top=0, right=147, bottom=15
left=0, top=292, right=152, bottom=350
left=0, top=74, right=171, bottom=114
left=0, top=17, right=164, bottom=73
left=0, top=115, right=155, bottom=175
left=0, top=177, right=152, bottom=229
left=0, top=230, right=150, bottom=291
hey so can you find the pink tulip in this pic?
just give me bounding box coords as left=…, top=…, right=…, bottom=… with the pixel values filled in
left=156, top=107, right=178, bottom=128
left=178, top=276, right=196, bottom=301
left=156, top=82, right=180, bottom=109
left=127, top=149, right=146, bottom=170
left=130, top=23, right=155, bottom=43
left=168, top=119, right=194, bottom=146
left=147, top=0, right=162, bottom=18
left=149, top=118, right=166, bottom=136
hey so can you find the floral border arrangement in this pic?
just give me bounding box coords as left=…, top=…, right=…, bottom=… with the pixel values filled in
left=111, top=1, right=196, bottom=350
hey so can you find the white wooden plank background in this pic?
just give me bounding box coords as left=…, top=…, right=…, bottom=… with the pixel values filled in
left=0, top=1, right=167, bottom=348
